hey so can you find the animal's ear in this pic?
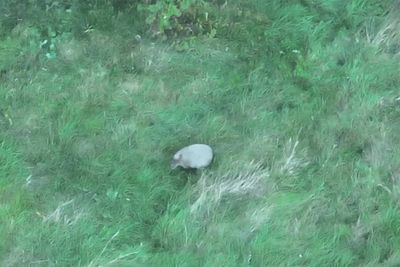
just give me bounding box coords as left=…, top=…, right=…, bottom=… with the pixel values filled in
left=171, top=153, right=183, bottom=170
left=173, top=153, right=182, bottom=160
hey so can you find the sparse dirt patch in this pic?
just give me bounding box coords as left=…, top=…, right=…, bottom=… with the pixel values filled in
left=58, top=38, right=84, bottom=62
left=118, top=75, right=141, bottom=95
left=73, top=138, right=97, bottom=159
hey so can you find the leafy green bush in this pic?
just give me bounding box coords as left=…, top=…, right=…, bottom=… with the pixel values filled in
left=138, top=0, right=215, bottom=38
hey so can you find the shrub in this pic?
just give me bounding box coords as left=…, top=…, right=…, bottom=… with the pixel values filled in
left=138, top=0, right=215, bottom=38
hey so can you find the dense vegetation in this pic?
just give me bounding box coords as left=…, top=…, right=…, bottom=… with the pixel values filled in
left=1, top=0, right=400, bottom=266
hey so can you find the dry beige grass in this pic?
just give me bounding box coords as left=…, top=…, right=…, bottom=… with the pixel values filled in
left=365, top=4, right=400, bottom=54
left=190, top=161, right=270, bottom=216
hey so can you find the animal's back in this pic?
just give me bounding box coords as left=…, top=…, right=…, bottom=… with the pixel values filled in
left=174, top=144, right=213, bottom=169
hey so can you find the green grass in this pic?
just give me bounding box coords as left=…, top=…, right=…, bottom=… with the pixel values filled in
left=1, top=0, right=400, bottom=266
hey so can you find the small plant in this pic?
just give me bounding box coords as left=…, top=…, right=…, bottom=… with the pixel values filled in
left=138, top=0, right=214, bottom=38
left=38, top=29, right=75, bottom=60
left=40, top=29, right=58, bottom=59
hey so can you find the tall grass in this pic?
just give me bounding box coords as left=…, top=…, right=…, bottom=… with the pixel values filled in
left=1, top=0, right=400, bottom=266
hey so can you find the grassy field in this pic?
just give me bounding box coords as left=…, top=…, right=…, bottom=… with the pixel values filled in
left=1, top=0, right=400, bottom=266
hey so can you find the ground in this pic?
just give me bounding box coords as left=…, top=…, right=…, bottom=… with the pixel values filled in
left=1, top=0, right=400, bottom=266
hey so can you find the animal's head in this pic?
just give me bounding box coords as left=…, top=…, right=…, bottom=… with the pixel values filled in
left=170, top=153, right=183, bottom=169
